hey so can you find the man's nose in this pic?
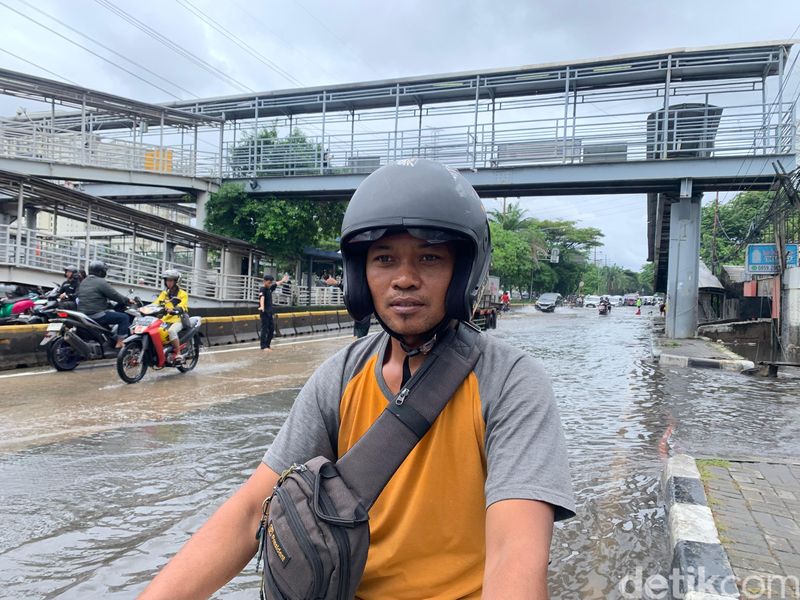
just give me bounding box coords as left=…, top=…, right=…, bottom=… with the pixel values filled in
left=391, top=259, right=421, bottom=289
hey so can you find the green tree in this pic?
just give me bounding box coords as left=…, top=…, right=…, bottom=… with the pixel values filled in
left=700, top=191, right=771, bottom=269
left=638, top=263, right=655, bottom=295
left=488, top=202, right=531, bottom=231
left=229, top=126, right=321, bottom=176
left=206, top=182, right=346, bottom=263
left=489, top=222, right=533, bottom=292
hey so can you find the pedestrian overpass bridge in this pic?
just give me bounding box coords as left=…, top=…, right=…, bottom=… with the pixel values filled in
left=2, top=41, right=798, bottom=326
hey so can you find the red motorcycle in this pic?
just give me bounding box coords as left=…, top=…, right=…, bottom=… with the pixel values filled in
left=116, top=304, right=202, bottom=384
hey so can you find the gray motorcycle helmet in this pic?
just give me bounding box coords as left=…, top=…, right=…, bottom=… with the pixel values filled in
left=340, top=158, right=491, bottom=323
left=163, top=269, right=182, bottom=286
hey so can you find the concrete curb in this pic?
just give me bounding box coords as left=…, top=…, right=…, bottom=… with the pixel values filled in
left=662, top=454, right=739, bottom=599
left=651, top=336, right=755, bottom=372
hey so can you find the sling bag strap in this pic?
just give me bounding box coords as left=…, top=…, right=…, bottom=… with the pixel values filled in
left=336, top=321, right=482, bottom=510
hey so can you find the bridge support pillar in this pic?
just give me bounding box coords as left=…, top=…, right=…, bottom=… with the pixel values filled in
left=195, top=190, right=209, bottom=230
left=665, top=193, right=702, bottom=339
left=193, top=243, right=208, bottom=296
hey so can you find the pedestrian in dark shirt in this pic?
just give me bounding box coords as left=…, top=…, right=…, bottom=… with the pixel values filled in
left=259, top=273, right=289, bottom=351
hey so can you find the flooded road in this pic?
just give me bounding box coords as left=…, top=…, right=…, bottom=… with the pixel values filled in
left=1, top=308, right=799, bottom=598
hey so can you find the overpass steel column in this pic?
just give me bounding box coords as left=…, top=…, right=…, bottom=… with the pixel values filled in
left=661, top=56, right=672, bottom=159
left=321, top=92, right=327, bottom=174
left=14, top=183, right=23, bottom=267
left=665, top=190, right=702, bottom=338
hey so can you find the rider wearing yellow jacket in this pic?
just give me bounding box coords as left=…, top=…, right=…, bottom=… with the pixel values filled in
left=156, top=269, right=189, bottom=363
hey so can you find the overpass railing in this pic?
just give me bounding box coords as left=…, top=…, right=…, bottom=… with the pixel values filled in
left=0, top=224, right=344, bottom=306
left=0, top=117, right=219, bottom=178
left=223, top=102, right=796, bottom=178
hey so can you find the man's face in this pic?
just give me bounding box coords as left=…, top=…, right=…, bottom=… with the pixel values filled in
left=165, top=278, right=176, bottom=288
left=366, top=232, right=455, bottom=343
left=65, top=271, right=74, bottom=280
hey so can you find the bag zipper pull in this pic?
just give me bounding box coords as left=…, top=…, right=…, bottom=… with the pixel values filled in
left=395, top=388, right=410, bottom=405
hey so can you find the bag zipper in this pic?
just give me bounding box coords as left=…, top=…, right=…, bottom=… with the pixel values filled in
left=301, top=470, right=351, bottom=600
left=394, top=346, right=440, bottom=405
left=276, top=485, right=325, bottom=599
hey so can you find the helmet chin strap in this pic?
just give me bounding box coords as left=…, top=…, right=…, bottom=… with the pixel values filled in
left=374, top=312, right=455, bottom=385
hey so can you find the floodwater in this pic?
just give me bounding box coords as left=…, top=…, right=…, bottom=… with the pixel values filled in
left=1, top=309, right=799, bottom=599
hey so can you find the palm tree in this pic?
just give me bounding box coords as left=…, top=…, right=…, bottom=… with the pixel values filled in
left=488, top=202, right=530, bottom=231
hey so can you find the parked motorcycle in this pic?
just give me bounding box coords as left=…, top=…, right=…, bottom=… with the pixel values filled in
left=40, top=300, right=141, bottom=371
left=116, top=304, right=202, bottom=384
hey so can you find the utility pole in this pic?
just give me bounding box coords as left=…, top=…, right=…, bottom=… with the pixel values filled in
left=711, top=192, right=719, bottom=274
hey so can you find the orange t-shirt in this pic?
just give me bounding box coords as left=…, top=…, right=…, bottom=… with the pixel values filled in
left=339, top=354, right=486, bottom=599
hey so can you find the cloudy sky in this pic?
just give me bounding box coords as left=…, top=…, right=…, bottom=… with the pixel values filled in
left=0, top=0, right=799, bottom=269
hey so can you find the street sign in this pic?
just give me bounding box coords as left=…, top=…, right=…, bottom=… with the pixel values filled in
left=745, top=243, right=799, bottom=274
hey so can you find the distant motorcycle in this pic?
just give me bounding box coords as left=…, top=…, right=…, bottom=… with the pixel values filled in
left=115, top=304, right=203, bottom=384
left=40, top=299, right=141, bottom=371
left=598, top=303, right=610, bottom=316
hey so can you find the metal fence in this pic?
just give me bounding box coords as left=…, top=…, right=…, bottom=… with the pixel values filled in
left=0, top=224, right=345, bottom=306
left=0, top=117, right=219, bottom=178
left=223, top=102, right=797, bottom=178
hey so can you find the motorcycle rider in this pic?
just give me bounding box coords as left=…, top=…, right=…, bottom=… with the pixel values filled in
left=155, top=269, right=189, bottom=364
left=57, top=264, right=81, bottom=308
left=77, top=260, right=132, bottom=349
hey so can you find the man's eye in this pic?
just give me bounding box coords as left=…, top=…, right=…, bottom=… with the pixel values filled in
left=421, top=254, right=441, bottom=262
left=374, top=255, right=393, bottom=263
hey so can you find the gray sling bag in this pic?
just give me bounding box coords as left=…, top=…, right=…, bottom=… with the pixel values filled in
left=256, top=322, right=481, bottom=600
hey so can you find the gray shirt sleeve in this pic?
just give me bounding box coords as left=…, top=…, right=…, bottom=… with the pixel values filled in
left=483, top=352, right=576, bottom=521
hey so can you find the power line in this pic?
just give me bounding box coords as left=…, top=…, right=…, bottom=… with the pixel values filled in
left=0, top=46, right=77, bottom=84
left=92, top=0, right=254, bottom=93
left=294, top=0, right=381, bottom=79
left=172, top=0, right=304, bottom=88
left=232, top=0, right=344, bottom=85
left=0, top=0, right=184, bottom=99
left=13, top=0, right=197, bottom=99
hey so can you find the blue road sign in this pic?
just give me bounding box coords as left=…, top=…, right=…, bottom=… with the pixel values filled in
left=745, top=243, right=799, bottom=274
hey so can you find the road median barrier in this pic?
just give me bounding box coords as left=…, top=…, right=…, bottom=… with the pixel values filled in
left=324, top=312, right=339, bottom=331
left=203, top=316, right=238, bottom=346
left=292, top=312, right=314, bottom=335
left=310, top=311, right=330, bottom=333
left=0, top=323, right=49, bottom=370
left=274, top=313, right=293, bottom=337
left=231, top=314, right=259, bottom=343
left=338, top=311, right=354, bottom=330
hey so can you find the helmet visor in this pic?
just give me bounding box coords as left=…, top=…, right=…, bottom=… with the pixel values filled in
left=346, top=227, right=464, bottom=246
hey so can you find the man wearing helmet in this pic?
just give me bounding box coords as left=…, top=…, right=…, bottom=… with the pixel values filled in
left=140, top=159, right=574, bottom=599
left=77, top=260, right=132, bottom=349
left=156, top=269, right=189, bottom=364
left=57, top=264, right=81, bottom=308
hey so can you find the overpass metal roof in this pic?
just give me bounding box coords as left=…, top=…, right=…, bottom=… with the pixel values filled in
left=165, top=40, right=794, bottom=121
left=0, top=67, right=222, bottom=127
left=0, top=170, right=257, bottom=252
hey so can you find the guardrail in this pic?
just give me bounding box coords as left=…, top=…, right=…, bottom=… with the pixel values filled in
left=223, top=102, right=797, bottom=178
left=0, top=116, right=219, bottom=178
left=0, top=224, right=345, bottom=306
